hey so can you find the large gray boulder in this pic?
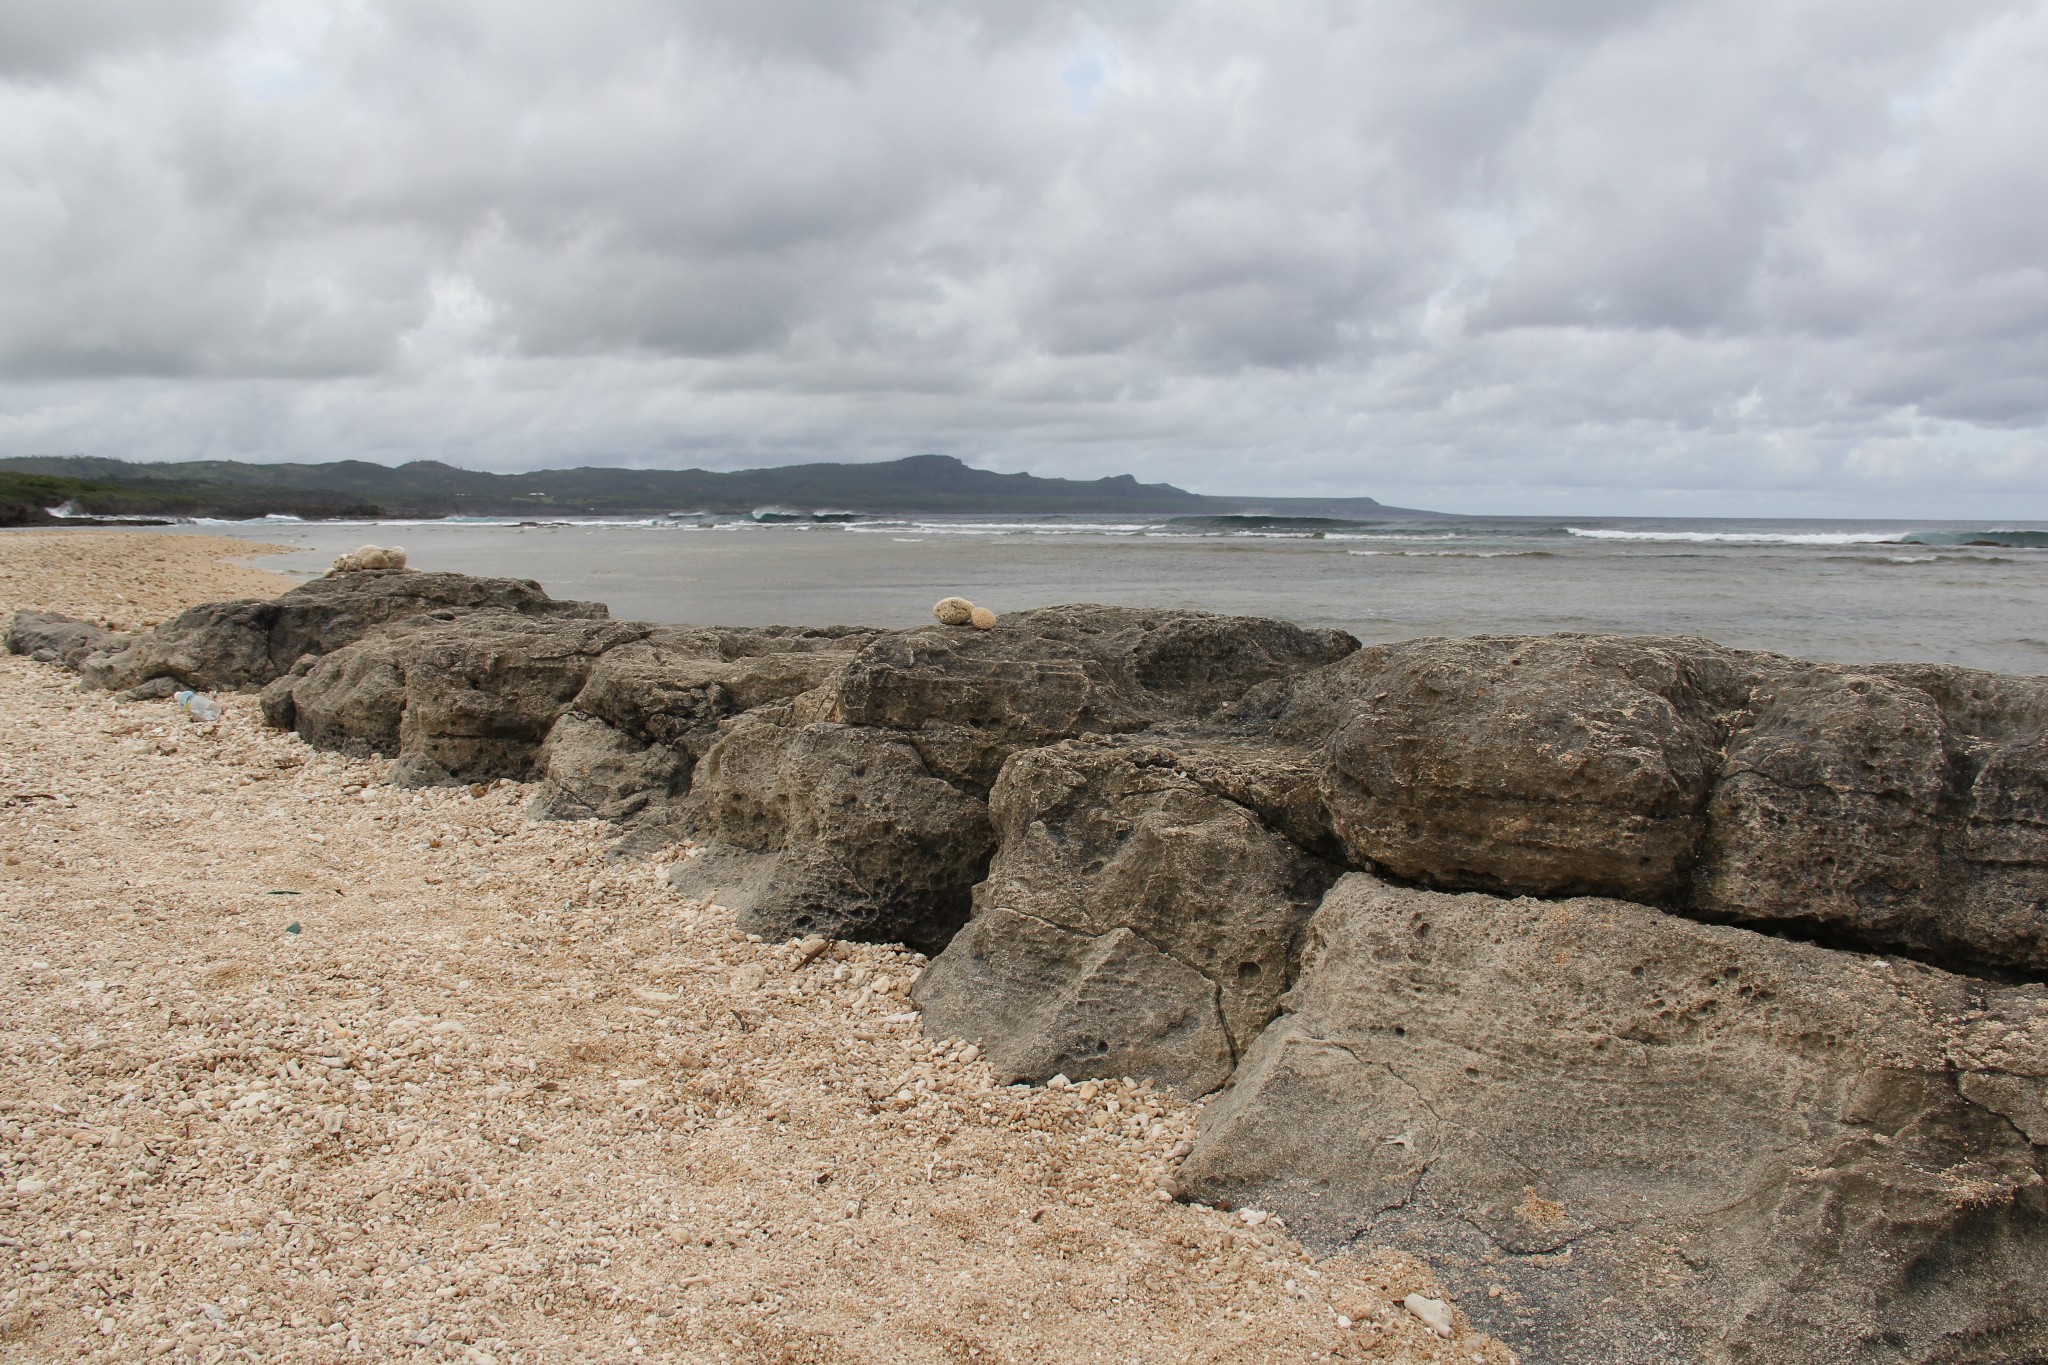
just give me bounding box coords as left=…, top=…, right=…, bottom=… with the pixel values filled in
left=1313, top=635, right=1734, bottom=905
left=913, top=738, right=1338, bottom=1093
left=1176, top=873, right=2048, bottom=1364
left=4, top=610, right=130, bottom=669
left=1306, top=635, right=2048, bottom=975
left=670, top=605, right=1356, bottom=947
left=675, top=715, right=995, bottom=950
left=272, top=611, right=648, bottom=785
left=830, top=605, right=1357, bottom=789
left=529, top=625, right=878, bottom=822
left=1695, top=665, right=2048, bottom=973
left=75, top=569, right=607, bottom=692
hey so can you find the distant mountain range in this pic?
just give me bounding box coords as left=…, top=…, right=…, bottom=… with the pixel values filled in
left=0, top=454, right=1439, bottom=523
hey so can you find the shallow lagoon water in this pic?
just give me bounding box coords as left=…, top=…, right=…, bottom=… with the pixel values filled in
left=185, top=514, right=2048, bottom=675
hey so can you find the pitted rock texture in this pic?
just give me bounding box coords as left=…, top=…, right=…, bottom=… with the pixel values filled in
left=530, top=712, right=691, bottom=821
left=1312, top=635, right=1737, bottom=905
left=274, top=612, right=648, bottom=785
left=914, top=739, right=1339, bottom=1093
left=1304, top=634, right=2048, bottom=974
left=568, top=625, right=877, bottom=758
left=1176, top=873, right=2048, bottom=1365
left=829, top=604, right=1358, bottom=789
left=1695, top=663, right=2048, bottom=973
left=73, top=569, right=607, bottom=692
left=680, top=716, right=996, bottom=951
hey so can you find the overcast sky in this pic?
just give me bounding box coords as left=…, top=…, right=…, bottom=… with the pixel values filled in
left=2, top=1, right=2045, bottom=515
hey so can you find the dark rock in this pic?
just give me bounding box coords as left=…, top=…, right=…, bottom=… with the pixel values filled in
left=830, top=605, right=1357, bottom=789
left=914, top=738, right=1339, bottom=1092
left=569, top=626, right=873, bottom=755
left=531, top=712, right=691, bottom=821
left=1177, top=872, right=2048, bottom=1364
left=1316, top=635, right=1732, bottom=905
left=116, top=677, right=182, bottom=702
left=280, top=612, right=647, bottom=785
left=1304, top=635, right=2048, bottom=975
left=1697, top=665, right=2048, bottom=973
left=678, top=717, right=995, bottom=950
left=4, top=610, right=129, bottom=668
left=77, top=569, right=606, bottom=692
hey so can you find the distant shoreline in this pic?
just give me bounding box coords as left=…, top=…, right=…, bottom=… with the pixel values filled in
left=0, top=452, right=1443, bottom=524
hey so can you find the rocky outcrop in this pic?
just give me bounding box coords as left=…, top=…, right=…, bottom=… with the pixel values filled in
left=913, top=738, right=1339, bottom=1093
left=76, top=569, right=607, bottom=693
left=1302, top=634, right=2048, bottom=975
left=1176, top=873, right=2048, bottom=1364
left=674, top=714, right=995, bottom=950
left=672, top=606, right=1359, bottom=946
left=270, top=611, right=647, bottom=785
left=830, top=604, right=1358, bottom=790
left=4, top=610, right=129, bottom=669
left=1694, top=664, right=2048, bottom=973
left=17, top=571, right=2048, bottom=1357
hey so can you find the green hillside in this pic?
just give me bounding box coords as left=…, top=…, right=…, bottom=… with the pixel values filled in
left=0, top=454, right=1425, bottom=521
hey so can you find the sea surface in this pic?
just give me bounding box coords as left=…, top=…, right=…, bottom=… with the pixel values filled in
left=171, top=512, right=2048, bottom=675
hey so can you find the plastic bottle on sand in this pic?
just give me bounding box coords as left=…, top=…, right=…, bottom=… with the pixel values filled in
left=174, top=690, right=223, bottom=722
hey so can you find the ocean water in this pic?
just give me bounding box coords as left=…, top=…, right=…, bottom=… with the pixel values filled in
left=178, top=512, right=2048, bottom=675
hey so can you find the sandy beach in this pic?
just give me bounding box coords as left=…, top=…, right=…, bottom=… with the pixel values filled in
left=0, top=531, right=1501, bottom=1365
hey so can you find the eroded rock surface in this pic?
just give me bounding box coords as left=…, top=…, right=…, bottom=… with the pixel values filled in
left=1695, top=663, right=2048, bottom=972
left=76, top=569, right=607, bottom=692
left=675, top=606, right=1359, bottom=947
left=274, top=612, right=648, bottom=785
left=677, top=716, right=996, bottom=951
left=1313, top=635, right=1736, bottom=904
left=1303, top=634, right=2048, bottom=974
left=4, top=610, right=129, bottom=669
left=1176, top=873, right=2048, bottom=1364
left=830, top=605, right=1358, bottom=789
left=914, top=738, right=1339, bottom=1093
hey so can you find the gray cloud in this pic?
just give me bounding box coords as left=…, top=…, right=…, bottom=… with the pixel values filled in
left=0, top=0, right=2044, bottom=513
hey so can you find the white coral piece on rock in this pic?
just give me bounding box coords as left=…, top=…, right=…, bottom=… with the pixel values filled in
left=330, top=545, right=408, bottom=575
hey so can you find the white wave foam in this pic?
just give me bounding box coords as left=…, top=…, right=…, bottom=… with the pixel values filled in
left=1347, top=549, right=1541, bottom=558
left=1565, top=527, right=1906, bottom=546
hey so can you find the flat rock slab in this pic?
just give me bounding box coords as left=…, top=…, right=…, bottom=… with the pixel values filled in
left=1177, top=873, right=2048, bottom=1364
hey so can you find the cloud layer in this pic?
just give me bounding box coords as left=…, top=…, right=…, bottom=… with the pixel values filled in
left=2, top=0, right=2045, bottom=513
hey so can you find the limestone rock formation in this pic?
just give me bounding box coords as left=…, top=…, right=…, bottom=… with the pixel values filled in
left=831, top=604, right=1358, bottom=790
left=1314, top=635, right=1735, bottom=905
left=4, top=610, right=128, bottom=669
left=1176, top=872, right=2048, bottom=1364
left=1695, top=663, right=2048, bottom=973
left=530, top=712, right=691, bottom=821
left=914, top=738, right=1339, bottom=1093
left=676, top=715, right=995, bottom=950
left=274, top=611, right=647, bottom=785
left=75, top=570, right=606, bottom=693
left=1305, top=634, right=2048, bottom=975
